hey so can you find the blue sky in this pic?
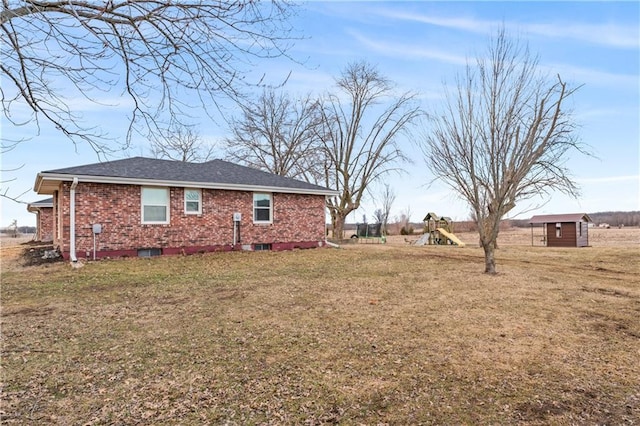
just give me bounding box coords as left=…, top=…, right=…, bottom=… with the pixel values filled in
left=2, top=1, right=639, bottom=227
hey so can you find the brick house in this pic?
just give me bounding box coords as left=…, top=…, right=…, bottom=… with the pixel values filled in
left=528, top=213, right=592, bottom=247
left=33, top=157, right=337, bottom=260
left=27, top=197, right=54, bottom=241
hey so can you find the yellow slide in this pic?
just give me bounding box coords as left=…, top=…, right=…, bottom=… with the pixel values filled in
left=436, top=228, right=466, bottom=247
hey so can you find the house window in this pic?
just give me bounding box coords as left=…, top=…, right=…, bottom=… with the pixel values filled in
left=138, top=248, right=162, bottom=257
left=184, top=189, right=202, bottom=214
left=253, top=193, right=272, bottom=223
left=142, top=187, right=169, bottom=224
left=579, top=222, right=583, bottom=237
left=555, top=223, right=562, bottom=238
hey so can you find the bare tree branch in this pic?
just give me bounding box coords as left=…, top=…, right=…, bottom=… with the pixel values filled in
left=1, top=185, right=30, bottom=204
left=149, top=123, right=214, bottom=162
left=1, top=0, right=299, bottom=153
left=224, top=88, right=324, bottom=183
left=0, top=162, right=30, bottom=204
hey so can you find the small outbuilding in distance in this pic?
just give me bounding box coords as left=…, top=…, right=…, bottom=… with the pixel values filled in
left=528, top=213, right=592, bottom=247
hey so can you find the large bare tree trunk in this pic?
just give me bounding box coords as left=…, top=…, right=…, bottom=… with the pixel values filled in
left=482, top=242, right=497, bottom=274
left=478, top=213, right=500, bottom=274
left=332, top=214, right=346, bottom=240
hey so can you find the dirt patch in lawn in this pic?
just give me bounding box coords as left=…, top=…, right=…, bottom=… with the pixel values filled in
left=1, top=237, right=62, bottom=270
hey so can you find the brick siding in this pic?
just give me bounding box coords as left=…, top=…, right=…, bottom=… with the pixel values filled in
left=34, top=207, right=54, bottom=241
left=53, top=182, right=327, bottom=258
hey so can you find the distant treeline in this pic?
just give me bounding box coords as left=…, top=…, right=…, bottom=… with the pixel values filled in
left=0, top=226, right=36, bottom=235
left=449, top=212, right=640, bottom=232
left=343, top=211, right=640, bottom=235
left=587, top=211, right=640, bottom=227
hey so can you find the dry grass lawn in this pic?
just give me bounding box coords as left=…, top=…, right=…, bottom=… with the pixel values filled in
left=1, top=228, right=639, bottom=424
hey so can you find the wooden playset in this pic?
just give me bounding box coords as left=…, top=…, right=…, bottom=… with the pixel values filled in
left=416, top=212, right=465, bottom=247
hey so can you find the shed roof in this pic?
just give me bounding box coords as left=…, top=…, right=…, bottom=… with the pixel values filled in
left=34, top=157, right=337, bottom=196
left=529, top=213, right=592, bottom=224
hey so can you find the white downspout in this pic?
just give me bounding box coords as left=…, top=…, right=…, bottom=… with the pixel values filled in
left=69, top=177, right=78, bottom=262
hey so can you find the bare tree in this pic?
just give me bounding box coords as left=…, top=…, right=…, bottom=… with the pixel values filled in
left=396, top=205, right=413, bottom=235
left=421, top=30, right=587, bottom=274
left=372, top=183, right=396, bottom=235
left=373, top=209, right=384, bottom=224
left=150, top=124, right=214, bottom=162
left=9, top=219, right=18, bottom=238
left=224, top=89, right=323, bottom=182
left=320, top=61, right=423, bottom=239
left=1, top=1, right=297, bottom=154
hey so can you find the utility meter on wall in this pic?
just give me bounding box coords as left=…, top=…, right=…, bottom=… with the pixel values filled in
left=92, top=224, right=102, bottom=234
left=233, top=212, right=242, bottom=222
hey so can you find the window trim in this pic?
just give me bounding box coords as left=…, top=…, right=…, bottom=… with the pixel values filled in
left=184, top=188, right=202, bottom=215
left=141, top=187, right=170, bottom=224
left=253, top=193, right=272, bottom=224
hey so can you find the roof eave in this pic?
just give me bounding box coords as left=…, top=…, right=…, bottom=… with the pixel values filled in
left=35, top=173, right=338, bottom=197
left=528, top=213, right=592, bottom=224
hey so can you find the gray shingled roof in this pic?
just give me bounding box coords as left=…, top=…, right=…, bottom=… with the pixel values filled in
left=27, top=197, right=53, bottom=212
left=29, top=197, right=54, bottom=206
left=38, top=157, right=335, bottom=195
left=529, top=213, right=592, bottom=224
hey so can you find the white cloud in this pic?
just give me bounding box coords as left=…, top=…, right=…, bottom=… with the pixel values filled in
left=524, top=22, right=639, bottom=50
left=378, top=11, right=498, bottom=34
left=348, top=30, right=468, bottom=65
left=577, top=175, right=639, bottom=184
left=347, top=29, right=637, bottom=92
left=543, top=63, right=639, bottom=90
left=574, top=107, right=629, bottom=121
left=376, top=9, right=639, bottom=49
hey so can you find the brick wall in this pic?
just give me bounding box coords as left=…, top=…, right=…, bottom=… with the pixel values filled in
left=54, top=182, right=327, bottom=258
left=36, top=207, right=54, bottom=241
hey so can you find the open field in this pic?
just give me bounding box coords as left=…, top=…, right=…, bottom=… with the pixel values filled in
left=1, top=228, right=639, bottom=424
left=381, top=226, right=640, bottom=248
